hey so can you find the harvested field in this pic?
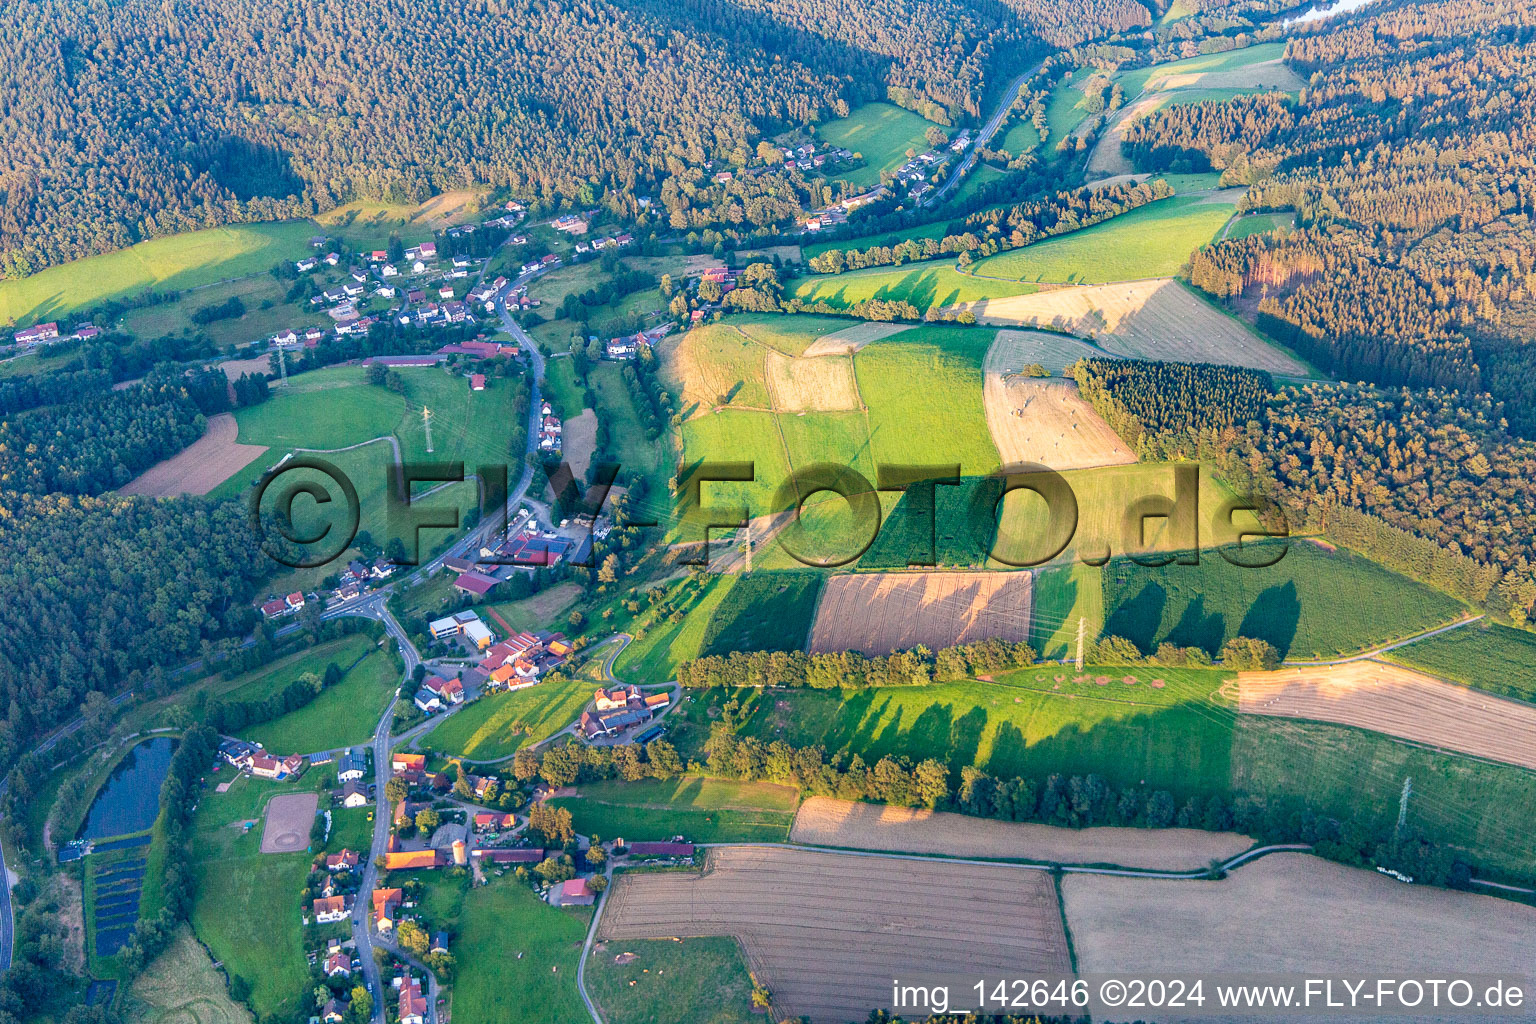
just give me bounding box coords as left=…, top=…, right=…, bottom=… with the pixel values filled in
left=764, top=350, right=860, bottom=412
left=1087, top=96, right=1162, bottom=178
left=808, top=571, right=1032, bottom=655
left=118, top=413, right=269, bottom=497
left=683, top=254, right=728, bottom=276
left=802, top=321, right=911, bottom=356
left=259, top=792, right=317, bottom=854
left=987, top=329, right=1113, bottom=373
left=1063, top=852, right=1536, bottom=983
left=562, top=409, right=598, bottom=480
left=1236, top=660, right=1536, bottom=772
left=952, top=279, right=1307, bottom=375
left=791, top=797, right=1250, bottom=870
left=598, top=845, right=1071, bottom=1024
left=983, top=331, right=1134, bottom=470
left=215, top=356, right=273, bottom=382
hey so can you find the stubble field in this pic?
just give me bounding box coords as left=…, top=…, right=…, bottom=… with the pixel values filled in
left=118, top=413, right=269, bottom=497
left=598, top=846, right=1071, bottom=1024
left=807, top=570, right=1033, bottom=655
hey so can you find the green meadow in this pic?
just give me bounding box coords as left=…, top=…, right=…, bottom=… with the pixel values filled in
left=586, top=937, right=757, bottom=1024
left=547, top=777, right=800, bottom=844
left=452, top=876, right=593, bottom=1024
left=238, top=646, right=397, bottom=753
left=817, top=102, right=937, bottom=188
left=0, top=220, right=315, bottom=327
left=419, top=671, right=593, bottom=761
left=1387, top=620, right=1536, bottom=702
left=788, top=260, right=1038, bottom=310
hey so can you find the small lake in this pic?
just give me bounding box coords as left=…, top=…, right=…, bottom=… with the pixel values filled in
left=78, top=737, right=178, bottom=841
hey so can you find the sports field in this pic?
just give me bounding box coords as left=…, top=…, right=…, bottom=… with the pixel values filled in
left=968, top=194, right=1237, bottom=282
left=419, top=671, right=592, bottom=761
left=816, top=102, right=937, bottom=188
left=1100, top=540, right=1467, bottom=660
left=0, top=220, right=314, bottom=327
left=548, top=777, right=800, bottom=843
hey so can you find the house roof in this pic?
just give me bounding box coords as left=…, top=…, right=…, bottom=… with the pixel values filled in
left=313, top=895, right=350, bottom=914
left=454, top=570, right=500, bottom=595
left=560, top=878, right=590, bottom=897
left=384, top=849, right=443, bottom=870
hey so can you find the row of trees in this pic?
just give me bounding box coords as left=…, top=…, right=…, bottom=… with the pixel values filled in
left=675, top=638, right=1039, bottom=689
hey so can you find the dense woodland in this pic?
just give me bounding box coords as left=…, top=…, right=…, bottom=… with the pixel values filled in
left=0, top=0, right=1158, bottom=276
left=1070, top=357, right=1271, bottom=459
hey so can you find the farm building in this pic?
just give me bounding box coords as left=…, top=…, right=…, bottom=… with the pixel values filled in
left=471, top=847, right=545, bottom=864
left=384, top=849, right=445, bottom=871
left=627, top=841, right=695, bottom=858
left=560, top=877, right=596, bottom=906
left=453, top=570, right=501, bottom=597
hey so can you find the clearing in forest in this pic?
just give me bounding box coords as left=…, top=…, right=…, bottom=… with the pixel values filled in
left=807, top=571, right=1033, bottom=655
left=952, top=278, right=1308, bottom=375
left=982, top=331, right=1134, bottom=470
left=1236, top=659, right=1536, bottom=772
left=118, top=413, right=269, bottom=497
left=598, top=846, right=1071, bottom=1024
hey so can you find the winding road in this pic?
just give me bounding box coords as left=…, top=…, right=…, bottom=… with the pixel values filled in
left=927, top=60, right=1044, bottom=206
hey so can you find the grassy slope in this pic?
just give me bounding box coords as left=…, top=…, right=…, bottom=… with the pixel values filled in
left=1101, top=541, right=1467, bottom=660
left=615, top=575, right=738, bottom=684
left=420, top=672, right=592, bottom=760
left=1386, top=621, right=1536, bottom=702
left=697, top=571, right=822, bottom=656
left=451, top=877, right=593, bottom=1024
left=586, top=937, right=756, bottom=1024
left=123, top=926, right=255, bottom=1024
left=969, top=193, right=1237, bottom=283
left=0, top=221, right=315, bottom=327
left=817, top=103, right=936, bottom=188
left=239, top=647, right=397, bottom=753
left=788, top=260, right=1039, bottom=310
left=547, top=778, right=799, bottom=843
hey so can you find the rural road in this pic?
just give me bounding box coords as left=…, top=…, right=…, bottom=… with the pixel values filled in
left=927, top=60, right=1044, bottom=206
left=1281, top=614, right=1484, bottom=667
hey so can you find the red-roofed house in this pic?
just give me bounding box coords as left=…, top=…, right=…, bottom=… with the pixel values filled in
left=559, top=877, right=595, bottom=906
left=312, top=895, right=352, bottom=923
left=326, top=849, right=361, bottom=872
left=472, top=812, right=516, bottom=832
left=399, top=979, right=428, bottom=1024
left=372, top=888, right=403, bottom=930
left=13, top=323, right=59, bottom=347
left=470, top=373, right=486, bottom=391
left=325, top=951, right=352, bottom=976
left=285, top=591, right=305, bottom=610
left=392, top=752, right=426, bottom=774
left=424, top=675, right=465, bottom=705
left=453, top=571, right=500, bottom=597
left=260, top=599, right=289, bottom=618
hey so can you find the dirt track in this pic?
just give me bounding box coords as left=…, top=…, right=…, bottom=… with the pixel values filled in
left=1064, top=852, right=1536, bottom=983
left=791, top=797, right=1251, bottom=870
left=1236, top=661, right=1536, bottom=771
left=953, top=279, right=1307, bottom=375
left=982, top=331, right=1135, bottom=470
left=260, top=792, right=318, bottom=854
left=808, top=571, right=1032, bottom=655
left=118, top=413, right=268, bottom=497
left=600, top=845, right=1071, bottom=1023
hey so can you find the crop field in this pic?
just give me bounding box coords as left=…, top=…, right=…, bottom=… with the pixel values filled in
left=763, top=348, right=860, bottom=411
left=419, top=671, right=592, bottom=760
left=548, top=778, right=799, bottom=843
left=1100, top=540, right=1467, bottom=660
left=968, top=194, right=1236, bottom=283
left=239, top=646, right=396, bottom=753
left=816, top=102, right=937, bottom=188
left=123, top=926, right=255, bottom=1024
left=586, top=936, right=756, bottom=1024
left=696, top=571, right=822, bottom=655
left=1385, top=620, right=1536, bottom=702
left=452, top=875, right=593, bottom=1024
left=989, top=461, right=1240, bottom=568
left=983, top=373, right=1135, bottom=470
left=790, top=796, right=1249, bottom=869
left=808, top=571, right=1033, bottom=655
left=0, top=219, right=314, bottom=327
left=788, top=259, right=1039, bottom=311
left=950, top=278, right=1308, bottom=375
left=119, top=413, right=270, bottom=497
left=1062, top=852, right=1536, bottom=976
left=598, top=846, right=1071, bottom=1024
left=1235, top=660, right=1536, bottom=771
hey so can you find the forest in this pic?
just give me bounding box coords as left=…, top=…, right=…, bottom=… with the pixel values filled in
left=1069, top=357, right=1271, bottom=459
left=0, top=0, right=1154, bottom=277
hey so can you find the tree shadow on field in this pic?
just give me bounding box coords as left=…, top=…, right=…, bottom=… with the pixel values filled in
left=897, top=702, right=956, bottom=764
left=1237, top=581, right=1301, bottom=659
left=1164, top=594, right=1226, bottom=656
left=1102, top=582, right=1167, bottom=651
left=949, top=706, right=988, bottom=769
left=824, top=690, right=881, bottom=756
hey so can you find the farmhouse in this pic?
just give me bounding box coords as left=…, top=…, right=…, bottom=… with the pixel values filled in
left=469, top=373, right=486, bottom=391
left=14, top=322, right=60, bottom=347
left=580, top=707, right=651, bottom=739
left=472, top=811, right=517, bottom=832
left=311, top=895, right=352, bottom=924
left=595, top=685, right=641, bottom=711
left=392, top=753, right=427, bottom=774
left=372, top=887, right=403, bottom=930
left=248, top=753, right=304, bottom=780
left=559, top=877, right=596, bottom=906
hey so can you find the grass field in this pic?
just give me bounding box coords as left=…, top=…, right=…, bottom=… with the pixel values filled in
left=586, top=937, right=756, bottom=1024
left=1000, top=117, right=1041, bottom=158
left=314, top=190, right=482, bottom=249
left=613, top=575, right=737, bottom=684
left=124, top=926, right=255, bottom=1024
left=486, top=582, right=585, bottom=634
left=969, top=194, right=1237, bottom=283
left=195, top=633, right=375, bottom=710
left=419, top=672, right=592, bottom=761
left=788, top=260, right=1039, bottom=310
left=0, top=221, right=315, bottom=328
left=590, top=361, right=672, bottom=511
left=816, top=103, right=937, bottom=188
left=1042, top=73, right=1098, bottom=154
left=1226, top=211, right=1294, bottom=239
left=547, top=778, right=800, bottom=843
left=1100, top=541, right=1467, bottom=661
left=697, top=571, right=822, bottom=656
left=451, top=875, right=593, bottom=1024
left=188, top=774, right=320, bottom=1020
left=1115, top=42, right=1291, bottom=99
left=239, top=646, right=396, bottom=753
left=1387, top=621, right=1536, bottom=702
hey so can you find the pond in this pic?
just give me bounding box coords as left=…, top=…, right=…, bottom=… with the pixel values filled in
left=78, top=737, right=178, bottom=840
